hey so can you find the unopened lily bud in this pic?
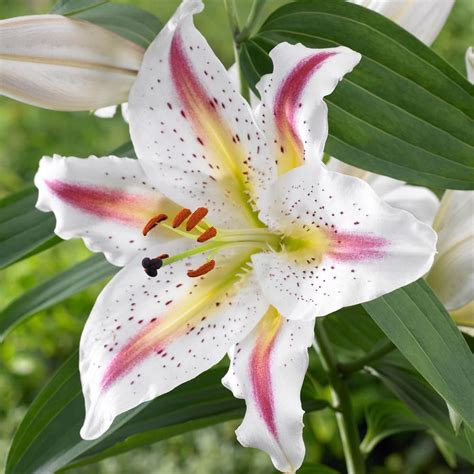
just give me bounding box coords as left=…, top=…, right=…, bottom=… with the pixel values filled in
left=0, top=14, right=144, bottom=111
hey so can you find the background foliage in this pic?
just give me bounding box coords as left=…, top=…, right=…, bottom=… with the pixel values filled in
left=0, top=0, right=473, bottom=472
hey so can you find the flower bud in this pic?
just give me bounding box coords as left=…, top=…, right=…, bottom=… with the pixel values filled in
left=0, top=14, right=144, bottom=111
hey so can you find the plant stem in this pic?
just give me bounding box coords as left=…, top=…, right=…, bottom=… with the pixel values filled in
left=224, top=0, right=266, bottom=102
left=338, top=340, right=395, bottom=375
left=238, top=0, right=267, bottom=42
left=314, top=319, right=366, bottom=474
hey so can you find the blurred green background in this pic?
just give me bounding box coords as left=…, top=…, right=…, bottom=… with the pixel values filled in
left=0, top=0, right=472, bottom=472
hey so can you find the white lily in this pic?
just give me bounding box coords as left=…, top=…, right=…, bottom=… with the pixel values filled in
left=0, top=14, right=144, bottom=111
left=349, top=0, right=454, bottom=45
left=34, top=1, right=436, bottom=471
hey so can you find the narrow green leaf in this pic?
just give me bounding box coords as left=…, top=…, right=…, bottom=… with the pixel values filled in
left=0, top=254, right=117, bottom=340
left=73, top=3, right=162, bottom=48
left=363, top=280, right=474, bottom=430
left=240, top=0, right=474, bottom=189
left=360, top=399, right=424, bottom=454
left=6, top=353, right=324, bottom=473
left=50, top=0, right=109, bottom=15
left=373, top=355, right=474, bottom=464
left=0, top=187, right=59, bottom=269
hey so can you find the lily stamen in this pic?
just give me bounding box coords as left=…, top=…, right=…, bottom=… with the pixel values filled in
left=186, top=207, right=208, bottom=231
left=172, top=208, right=192, bottom=228
left=197, top=226, right=217, bottom=243
left=142, top=213, right=168, bottom=236
left=187, top=259, right=216, bottom=277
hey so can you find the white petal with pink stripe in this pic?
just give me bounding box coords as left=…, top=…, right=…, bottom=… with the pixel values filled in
left=35, top=155, right=181, bottom=266
left=223, top=308, right=314, bottom=473
left=252, top=164, right=437, bottom=320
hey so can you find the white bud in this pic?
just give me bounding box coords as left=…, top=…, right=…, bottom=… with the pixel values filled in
left=0, top=14, right=144, bottom=111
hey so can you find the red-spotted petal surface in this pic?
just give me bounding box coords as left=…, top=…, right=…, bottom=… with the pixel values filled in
left=129, top=0, right=276, bottom=228
left=252, top=164, right=437, bottom=320
left=35, top=155, right=182, bottom=266
left=254, top=43, right=360, bottom=175
left=326, top=158, right=440, bottom=226
left=223, top=308, right=314, bottom=473
left=80, top=248, right=268, bottom=439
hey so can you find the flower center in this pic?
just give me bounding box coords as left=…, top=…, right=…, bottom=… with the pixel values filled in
left=140, top=207, right=281, bottom=277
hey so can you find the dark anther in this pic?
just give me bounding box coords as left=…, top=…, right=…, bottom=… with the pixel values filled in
left=142, top=257, right=163, bottom=277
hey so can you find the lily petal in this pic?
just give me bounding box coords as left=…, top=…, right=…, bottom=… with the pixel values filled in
left=327, top=158, right=440, bottom=225
left=223, top=308, right=313, bottom=473
left=129, top=0, right=275, bottom=228
left=35, top=155, right=181, bottom=266
left=252, top=164, right=437, bottom=319
left=349, top=0, right=454, bottom=46
left=427, top=190, right=474, bottom=311
left=426, top=236, right=474, bottom=312
left=0, top=15, right=143, bottom=111
left=80, top=249, right=268, bottom=439
left=254, top=43, right=360, bottom=175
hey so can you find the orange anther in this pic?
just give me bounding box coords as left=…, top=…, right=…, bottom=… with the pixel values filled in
left=197, top=226, right=217, bottom=243
left=172, top=208, right=192, bottom=228
left=142, top=214, right=168, bottom=236
left=186, top=207, right=208, bottom=231
left=157, top=254, right=169, bottom=260
left=187, top=259, right=216, bottom=278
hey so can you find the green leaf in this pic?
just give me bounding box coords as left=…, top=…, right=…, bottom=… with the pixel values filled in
left=240, top=0, right=474, bottom=189
left=363, top=280, right=474, bottom=430
left=0, top=254, right=117, bottom=341
left=373, top=355, right=474, bottom=464
left=73, top=3, right=162, bottom=48
left=6, top=353, right=324, bottom=473
left=360, top=399, right=424, bottom=454
left=0, top=187, right=59, bottom=269
left=50, top=0, right=108, bottom=15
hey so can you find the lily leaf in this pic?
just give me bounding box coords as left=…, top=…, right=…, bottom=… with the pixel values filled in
left=363, top=280, right=474, bottom=430
left=54, top=1, right=163, bottom=48
left=50, top=0, right=108, bottom=16
left=373, top=354, right=474, bottom=464
left=6, top=352, right=325, bottom=473
left=0, top=187, right=59, bottom=269
left=0, top=254, right=117, bottom=341
left=240, top=0, right=474, bottom=189
left=360, top=399, right=424, bottom=454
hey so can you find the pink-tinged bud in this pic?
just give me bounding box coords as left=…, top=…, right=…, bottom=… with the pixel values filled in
left=0, top=14, right=144, bottom=111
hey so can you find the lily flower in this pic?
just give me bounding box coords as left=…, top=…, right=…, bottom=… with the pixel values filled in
left=0, top=14, right=144, bottom=111
left=349, top=0, right=454, bottom=45
left=34, top=1, right=436, bottom=471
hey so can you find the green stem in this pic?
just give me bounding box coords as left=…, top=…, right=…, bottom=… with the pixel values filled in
left=314, top=319, right=366, bottom=474
left=338, top=340, right=395, bottom=375
left=224, top=0, right=251, bottom=102
left=238, top=0, right=267, bottom=42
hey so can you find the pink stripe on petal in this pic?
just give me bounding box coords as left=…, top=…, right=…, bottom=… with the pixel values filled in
left=249, top=317, right=282, bottom=438
left=329, top=232, right=388, bottom=262
left=274, top=52, right=336, bottom=151
left=170, top=29, right=218, bottom=134
left=45, top=179, right=153, bottom=226
left=100, top=317, right=171, bottom=390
